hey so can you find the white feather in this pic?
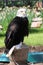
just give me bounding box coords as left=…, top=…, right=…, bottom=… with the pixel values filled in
left=16, top=8, right=27, bottom=17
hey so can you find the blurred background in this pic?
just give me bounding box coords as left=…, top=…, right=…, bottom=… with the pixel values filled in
left=0, top=0, right=43, bottom=47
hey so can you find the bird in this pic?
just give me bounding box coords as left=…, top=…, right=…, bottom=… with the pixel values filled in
left=4, top=8, right=29, bottom=57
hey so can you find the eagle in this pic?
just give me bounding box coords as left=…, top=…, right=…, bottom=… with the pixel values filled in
left=4, top=8, right=29, bottom=57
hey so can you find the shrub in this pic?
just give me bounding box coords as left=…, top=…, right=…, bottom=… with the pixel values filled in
left=0, top=0, right=39, bottom=8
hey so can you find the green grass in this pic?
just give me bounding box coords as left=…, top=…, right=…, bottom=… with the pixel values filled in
left=24, top=27, right=43, bottom=46
left=0, top=31, right=5, bottom=47
left=0, top=37, right=5, bottom=47
left=24, top=32, right=43, bottom=46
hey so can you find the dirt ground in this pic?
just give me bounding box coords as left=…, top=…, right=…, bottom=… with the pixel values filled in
left=0, top=46, right=43, bottom=65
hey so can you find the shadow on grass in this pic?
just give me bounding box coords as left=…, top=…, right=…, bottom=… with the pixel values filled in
left=0, top=34, right=5, bottom=37
left=30, top=28, right=43, bottom=33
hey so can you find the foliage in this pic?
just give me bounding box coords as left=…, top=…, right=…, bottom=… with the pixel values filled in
left=0, top=0, right=39, bottom=7
left=27, top=10, right=35, bottom=25
left=10, top=0, right=39, bottom=7
left=0, top=0, right=4, bottom=8
left=0, top=7, right=17, bottom=32
left=40, top=10, right=43, bottom=21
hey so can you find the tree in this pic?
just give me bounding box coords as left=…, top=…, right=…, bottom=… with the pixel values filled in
left=0, top=0, right=40, bottom=8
